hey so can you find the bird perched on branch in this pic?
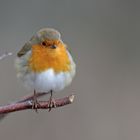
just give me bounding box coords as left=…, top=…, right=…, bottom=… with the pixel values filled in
left=15, top=28, right=76, bottom=111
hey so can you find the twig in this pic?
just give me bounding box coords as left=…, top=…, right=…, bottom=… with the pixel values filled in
left=0, top=52, right=12, bottom=60
left=0, top=94, right=75, bottom=114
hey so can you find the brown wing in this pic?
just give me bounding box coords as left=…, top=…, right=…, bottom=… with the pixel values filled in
left=17, top=43, right=31, bottom=57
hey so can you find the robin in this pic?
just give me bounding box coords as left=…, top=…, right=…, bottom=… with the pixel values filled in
left=15, top=28, right=76, bottom=111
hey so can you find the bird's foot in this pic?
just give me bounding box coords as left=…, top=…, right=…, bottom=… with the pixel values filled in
left=32, top=90, right=40, bottom=113
left=48, top=98, right=56, bottom=112
left=48, top=91, right=56, bottom=112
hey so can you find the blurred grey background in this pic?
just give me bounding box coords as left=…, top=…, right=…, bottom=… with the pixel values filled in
left=0, top=0, right=140, bottom=140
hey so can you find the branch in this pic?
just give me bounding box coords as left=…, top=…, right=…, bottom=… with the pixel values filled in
left=0, top=94, right=75, bottom=114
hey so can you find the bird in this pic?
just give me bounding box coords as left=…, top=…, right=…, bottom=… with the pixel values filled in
left=15, top=28, right=76, bottom=111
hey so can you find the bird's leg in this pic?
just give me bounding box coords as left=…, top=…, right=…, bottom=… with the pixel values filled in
left=32, top=89, right=40, bottom=112
left=48, top=90, right=56, bottom=112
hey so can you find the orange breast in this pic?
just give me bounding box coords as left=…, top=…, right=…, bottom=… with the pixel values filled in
left=28, top=43, right=71, bottom=73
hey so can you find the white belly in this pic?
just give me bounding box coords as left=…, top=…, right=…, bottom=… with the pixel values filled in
left=21, top=69, right=74, bottom=93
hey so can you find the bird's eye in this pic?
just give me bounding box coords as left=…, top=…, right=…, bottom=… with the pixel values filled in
left=41, top=41, right=47, bottom=46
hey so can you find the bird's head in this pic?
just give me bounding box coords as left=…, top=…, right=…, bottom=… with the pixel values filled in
left=29, top=28, right=71, bottom=73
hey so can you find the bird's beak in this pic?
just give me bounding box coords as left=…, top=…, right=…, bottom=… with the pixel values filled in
left=51, top=45, right=57, bottom=49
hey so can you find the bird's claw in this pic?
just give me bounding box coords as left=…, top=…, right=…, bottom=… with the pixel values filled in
left=48, top=98, right=56, bottom=112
